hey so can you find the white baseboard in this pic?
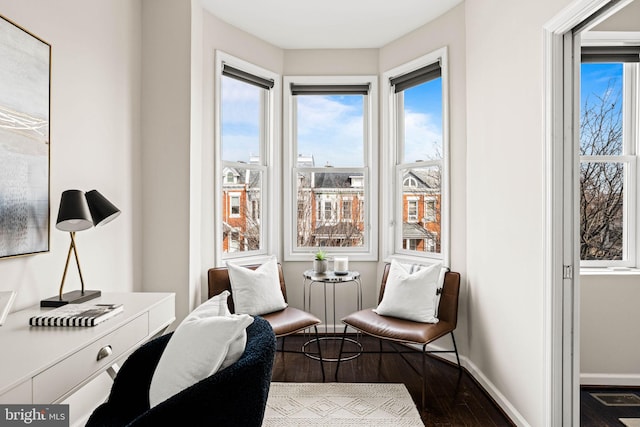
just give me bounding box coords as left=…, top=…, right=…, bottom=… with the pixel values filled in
left=581, top=373, right=640, bottom=386
left=461, top=354, right=530, bottom=427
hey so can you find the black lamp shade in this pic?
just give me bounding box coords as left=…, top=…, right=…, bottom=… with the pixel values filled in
left=85, top=190, right=121, bottom=226
left=56, top=190, right=93, bottom=232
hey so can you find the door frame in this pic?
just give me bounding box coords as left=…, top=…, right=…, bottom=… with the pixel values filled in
left=543, top=0, right=635, bottom=425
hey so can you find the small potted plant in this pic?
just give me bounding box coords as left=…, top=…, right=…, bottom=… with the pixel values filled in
left=313, top=249, right=328, bottom=274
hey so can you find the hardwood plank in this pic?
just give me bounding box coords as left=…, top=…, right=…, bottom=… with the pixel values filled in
left=273, top=335, right=514, bottom=426
left=581, top=386, right=640, bottom=426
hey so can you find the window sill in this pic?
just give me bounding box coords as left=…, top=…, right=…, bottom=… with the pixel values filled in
left=580, top=266, right=640, bottom=276
left=285, top=251, right=378, bottom=262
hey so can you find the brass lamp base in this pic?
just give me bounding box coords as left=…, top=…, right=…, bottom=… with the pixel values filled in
left=40, top=290, right=101, bottom=307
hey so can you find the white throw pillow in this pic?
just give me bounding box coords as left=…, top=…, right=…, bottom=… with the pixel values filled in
left=148, top=294, right=253, bottom=407
left=373, top=260, right=443, bottom=323
left=227, top=256, right=287, bottom=316
left=191, top=290, right=232, bottom=318
left=187, top=290, right=245, bottom=371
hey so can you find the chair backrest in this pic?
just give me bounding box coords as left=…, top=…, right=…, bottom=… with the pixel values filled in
left=207, top=263, right=289, bottom=313
left=378, top=263, right=460, bottom=327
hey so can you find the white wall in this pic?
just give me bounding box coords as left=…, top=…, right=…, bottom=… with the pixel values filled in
left=379, top=1, right=468, bottom=361
left=465, top=0, right=572, bottom=425
left=593, top=0, right=640, bottom=30
left=0, top=1, right=141, bottom=425
left=0, top=0, right=141, bottom=309
left=581, top=273, right=640, bottom=385
left=284, top=49, right=378, bottom=75
left=140, top=0, right=193, bottom=322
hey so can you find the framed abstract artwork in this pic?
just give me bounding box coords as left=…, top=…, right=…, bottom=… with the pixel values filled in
left=0, top=15, right=50, bottom=258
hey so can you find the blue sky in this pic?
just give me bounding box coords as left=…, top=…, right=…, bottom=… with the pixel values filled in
left=402, top=78, right=443, bottom=163
left=581, top=62, right=622, bottom=109
left=296, top=94, right=364, bottom=167
left=580, top=62, right=623, bottom=154
left=221, top=76, right=444, bottom=166
left=222, top=66, right=622, bottom=165
left=221, top=76, right=261, bottom=163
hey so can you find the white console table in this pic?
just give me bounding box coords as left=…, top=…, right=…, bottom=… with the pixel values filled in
left=0, top=292, right=175, bottom=404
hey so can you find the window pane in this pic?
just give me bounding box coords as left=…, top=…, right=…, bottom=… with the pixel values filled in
left=401, top=165, right=441, bottom=254
left=296, top=94, right=364, bottom=167
left=222, top=167, right=262, bottom=253
left=296, top=171, right=365, bottom=248
left=402, top=78, right=443, bottom=163
left=342, top=199, right=352, bottom=220
left=407, top=199, right=418, bottom=221
left=580, top=161, right=624, bottom=261
left=580, top=63, right=623, bottom=156
left=221, top=75, right=262, bottom=162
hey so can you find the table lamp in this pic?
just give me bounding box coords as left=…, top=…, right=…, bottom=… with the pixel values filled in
left=40, top=189, right=121, bottom=307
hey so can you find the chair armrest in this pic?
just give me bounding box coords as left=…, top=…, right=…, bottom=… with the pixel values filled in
left=128, top=317, right=276, bottom=426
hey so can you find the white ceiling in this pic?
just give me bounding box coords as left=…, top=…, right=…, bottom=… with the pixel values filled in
left=200, top=0, right=464, bottom=49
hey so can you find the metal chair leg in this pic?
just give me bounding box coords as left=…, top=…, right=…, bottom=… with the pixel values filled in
left=334, top=324, right=348, bottom=380
left=421, top=344, right=427, bottom=410
left=451, top=332, right=461, bottom=370
left=314, top=325, right=325, bottom=382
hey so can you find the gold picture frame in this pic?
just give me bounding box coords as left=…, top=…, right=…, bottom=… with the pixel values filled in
left=0, top=15, right=51, bottom=259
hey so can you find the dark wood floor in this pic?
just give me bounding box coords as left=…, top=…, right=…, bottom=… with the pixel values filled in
left=581, top=386, right=640, bottom=426
left=271, top=335, right=514, bottom=426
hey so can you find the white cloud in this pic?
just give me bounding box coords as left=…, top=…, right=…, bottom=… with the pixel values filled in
left=221, top=134, right=260, bottom=163
left=403, top=109, right=442, bottom=162
left=296, top=96, right=364, bottom=167
left=221, top=77, right=261, bottom=126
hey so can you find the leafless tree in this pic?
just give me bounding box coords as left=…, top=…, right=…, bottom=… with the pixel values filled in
left=580, top=82, right=623, bottom=260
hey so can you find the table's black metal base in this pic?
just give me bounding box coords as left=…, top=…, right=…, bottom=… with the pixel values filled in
left=302, top=336, right=362, bottom=362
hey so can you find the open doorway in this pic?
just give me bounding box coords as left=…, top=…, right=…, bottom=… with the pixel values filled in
left=544, top=0, right=638, bottom=425
left=578, top=3, right=640, bottom=425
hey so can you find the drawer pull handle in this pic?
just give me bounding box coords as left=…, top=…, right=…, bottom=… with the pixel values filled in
left=97, top=345, right=113, bottom=361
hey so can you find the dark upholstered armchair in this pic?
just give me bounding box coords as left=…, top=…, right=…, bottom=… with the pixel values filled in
left=86, top=316, right=276, bottom=427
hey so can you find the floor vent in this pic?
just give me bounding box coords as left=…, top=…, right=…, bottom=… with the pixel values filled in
left=591, top=393, right=640, bottom=407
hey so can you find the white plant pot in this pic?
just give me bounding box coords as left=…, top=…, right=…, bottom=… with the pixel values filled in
left=313, top=259, right=328, bottom=273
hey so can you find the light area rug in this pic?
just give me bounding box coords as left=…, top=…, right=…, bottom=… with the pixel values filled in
left=262, top=382, right=424, bottom=427
left=620, top=419, right=640, bottom=427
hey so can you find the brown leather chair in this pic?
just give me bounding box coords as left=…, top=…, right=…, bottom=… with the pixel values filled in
left=208, top=263, right=325, bottom=380
left=336, top=263, right=461, bottom=407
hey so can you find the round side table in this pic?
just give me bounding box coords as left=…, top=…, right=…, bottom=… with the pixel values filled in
left=302, top=269, right=362, bottom=362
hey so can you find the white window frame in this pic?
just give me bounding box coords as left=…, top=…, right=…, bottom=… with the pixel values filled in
left=381, top=47, right=450, bottom=266
left=425, top=197, right=437, bottom=222
left=403, top=176, right=418, bottom=187
left=283, top=75, right=378, bottom=261
left=407, top=197, right=419, bottom=222
left=580, top=33, right=640, bottom=269
left=320, top=199, right=334, bottom=223
left=342, top=198, right=353, bottom=222
left=229, top=192, right=241, bottom=218
left=214, top=51, right=281, bottom=265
